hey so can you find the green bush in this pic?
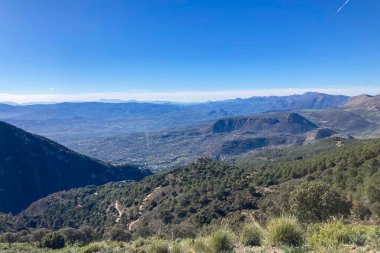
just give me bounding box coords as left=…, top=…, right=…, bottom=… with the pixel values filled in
left=366, top=185, right=380, bottom=203
left=367, top=226, right=380, bottom=250
left=350, top=200, right=371, bottom=221
left=209, top=229, right=236, bottom=253
left=348, top=230, right=366, bottom=246
left=41, top=232, right=65, bottom=249
left=148, top=239, right=170, bottom=253
left=0, top=232, right=16, bottom=246
left=370, top=202, right=380, bottom=218
left=289, top=181, right=350, bottom=222
left=59, top=227, right=83, bottom=245
left=191, top=238, right=211, bottom=253
left=82, top=243, right=103, bottom=253
left=133, top=238, right=146, bottom=248
left=16, top=231, right=31, bottom=243
left=308, top=221, right=379, bottom=251
left=307, top=219, right=352, bottom=249
left=281, top=245, right=308, bottom=253
left=266, top=216, right=303, bottom=247
left=79, top=226, right=96, bottom=245
left=240, top=223, right=262, bottom=246
left=108, top=227, right=132, bottom=242
left=31, top=228, right=50, bottom=243
left=171, top=242, right=183, bottom=253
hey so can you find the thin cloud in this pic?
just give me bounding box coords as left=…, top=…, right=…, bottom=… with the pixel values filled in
left=336, top=0, right=351, bottom=14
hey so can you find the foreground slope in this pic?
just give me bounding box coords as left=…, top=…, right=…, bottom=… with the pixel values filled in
left=0, top=121, right=150, bottom=214
left=7, top=159, right=261, bottom=235
left=6, top=137, right=379, bottom=236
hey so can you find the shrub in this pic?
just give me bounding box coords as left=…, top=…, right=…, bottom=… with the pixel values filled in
left=266, top=216, right=303, bottom=247
left=82, top=243, right=103, bottom=253
left=281, top=245, right=308, bottom=253
left=308, top=221, right=378, bottom=250
left=171, top=242, right=183, bottom=253
left=209, top=229, right=236, bottom=253
left=350, top=200, right=371, bottom=220
left=0, top=232, right=16, bottom=246
left=41, top=232, right=65, bottom=249
left=367, top=226, right=380, bottom=250
left=348, top=230, right=366, bottom=246
left=240, top=223, right=262, bottom=246
left=79, top=226, right=96, bottom=245
left=307, top=219, right=352, bottom=249
left=289, top=181, right=350, bottom=222
left=366, top=185, right=380, bottom=203
left=59, top=227, right=83, bottom=245
left=148, top=239, right=170, bottom=253
left=108, top=227, right=132, bottom=242
left=31, top=228, right=50, bottom=243
left=370, top=202, right=380, bottom=218
left=15, top=230, right=31, bottom=243
left=190, top=238, right=211, bottom=253
left=133, top=238, right=146, bottom=248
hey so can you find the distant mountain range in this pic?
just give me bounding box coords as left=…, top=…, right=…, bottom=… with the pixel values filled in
left=0, top=92, right=349, bottom=142
left=0, top=121, right=151, bottom=214
left=1, top=92, right=379, bottom=173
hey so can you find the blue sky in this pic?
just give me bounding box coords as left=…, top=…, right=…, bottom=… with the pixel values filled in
left=0, top=0, right=379, bottom=102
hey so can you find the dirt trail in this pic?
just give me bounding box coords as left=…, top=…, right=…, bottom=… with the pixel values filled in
left=128, top=219, right=140, bottom=231
left=128, top=186, right=162, bottom=231
left=115, top=201, right=123, bottom=223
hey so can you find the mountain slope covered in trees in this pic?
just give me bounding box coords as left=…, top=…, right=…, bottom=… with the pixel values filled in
left=0, top=121, right=151, bottom=214
left=3, top=137, right=379, bottom=237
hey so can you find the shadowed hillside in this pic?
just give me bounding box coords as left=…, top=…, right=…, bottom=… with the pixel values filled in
left=0, top=122, right=151, bottom=214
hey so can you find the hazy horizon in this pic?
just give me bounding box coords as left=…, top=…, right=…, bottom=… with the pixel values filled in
left=0, top=87, right=379, bottom=104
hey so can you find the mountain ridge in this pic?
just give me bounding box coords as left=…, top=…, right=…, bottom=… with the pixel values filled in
left=0, top=92, right=350, bottom=142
